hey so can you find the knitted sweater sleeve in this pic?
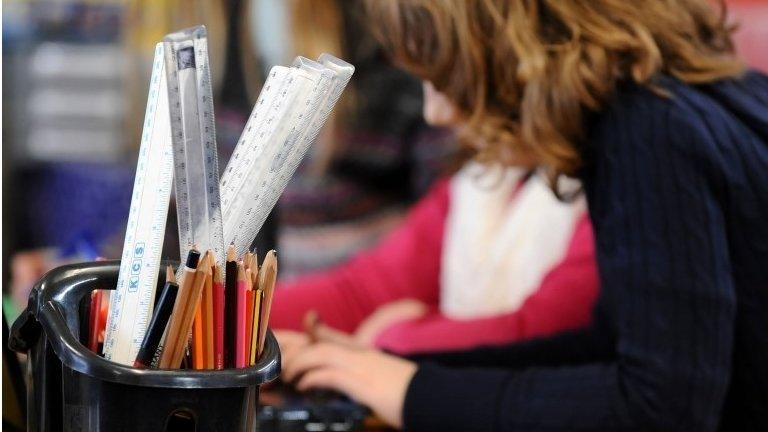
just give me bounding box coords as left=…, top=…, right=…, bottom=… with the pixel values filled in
left=403, top=92, right=735, bottom=431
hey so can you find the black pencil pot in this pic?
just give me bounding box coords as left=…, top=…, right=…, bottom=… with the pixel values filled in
left=9, top=260, right=281, bottom=432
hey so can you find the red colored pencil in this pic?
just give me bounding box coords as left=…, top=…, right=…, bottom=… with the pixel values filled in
left=236, top=262, right=247, bottom=368
left=88, top=290, right=103, bottom=353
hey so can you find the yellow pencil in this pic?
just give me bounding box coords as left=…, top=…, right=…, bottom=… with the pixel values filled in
left=249, top=289, right=263, bottom=365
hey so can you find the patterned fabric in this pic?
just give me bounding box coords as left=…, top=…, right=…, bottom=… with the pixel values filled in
left=404, top=71, right=768, bottom=431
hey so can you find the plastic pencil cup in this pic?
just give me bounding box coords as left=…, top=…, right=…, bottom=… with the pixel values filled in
left=9, top=260, right=280, bottom=432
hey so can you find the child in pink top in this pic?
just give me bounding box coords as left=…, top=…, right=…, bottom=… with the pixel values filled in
left=271, top=175, right=598, bottom=354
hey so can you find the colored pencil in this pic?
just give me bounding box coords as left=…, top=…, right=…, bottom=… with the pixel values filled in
left=249, top=251, right=259, bottom=288
left=249, top=288, right=263, bottom=365
left=244, top=251, right=254, bottom=271
left=88, top=290, right=103, bottom=353
left=203, top=264, right=214, bottom=369
left=192, top=297, right=204, bottom=369
left=236, top=262, right=247, bottom=368
left=159, top=248, right=200, bottom=369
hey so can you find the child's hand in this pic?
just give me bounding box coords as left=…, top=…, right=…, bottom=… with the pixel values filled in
left=276, top=312, right=363, bottom=371
left=354, top=299, right=428, bottom=347
left=282, top=342, right=417, bottom=429
left=274, top=330, right=312, bottom=368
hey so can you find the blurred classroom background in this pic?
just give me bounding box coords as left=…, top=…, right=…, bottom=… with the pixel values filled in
left=1, top=0, right=766, bottom=322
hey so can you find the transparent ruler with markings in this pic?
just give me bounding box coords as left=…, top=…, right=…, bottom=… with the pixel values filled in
left=221, top=54, right=354, bottom=256
left=103, top=43, right=174, bottom=365
left=164, top=26, right=225, bottom=270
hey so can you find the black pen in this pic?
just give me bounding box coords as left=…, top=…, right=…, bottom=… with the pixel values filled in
left=134, top=266, right=179, bottom=369
left=225, top=244, right=238, bottom=368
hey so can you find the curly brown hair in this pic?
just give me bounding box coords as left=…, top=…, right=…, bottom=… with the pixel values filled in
left=364, top=0, right=744, bottom=187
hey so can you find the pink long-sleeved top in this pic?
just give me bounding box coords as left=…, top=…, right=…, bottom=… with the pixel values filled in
left=271, top=179, right=599, bottom=354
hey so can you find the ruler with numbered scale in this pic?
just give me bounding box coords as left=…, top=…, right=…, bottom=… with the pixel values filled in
left=219, top=66, right=309, bottom=246
left=221, top=54, right=354, bottom=256
left=105, top=26, right=225, bottom=365
left=103, top=43, right=174, bottom=364
left=164, top=26, right=225, bottom=271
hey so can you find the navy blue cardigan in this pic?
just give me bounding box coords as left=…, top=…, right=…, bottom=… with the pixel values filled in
left=404, top=71, right=768, bottom=431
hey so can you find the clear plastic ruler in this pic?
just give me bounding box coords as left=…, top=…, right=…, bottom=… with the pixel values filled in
left=103, top=43, right=174, bottom=365
left=269, top=54, right=354, bottom=201
left=252, top=57, right=336, bottom=195
left=163, top=26, right=225, bottom=270
left=223, top=54, right=354, bottom=256
left=220, top=66, right=295, bottom=225
left=221, top=66, right=317, bottom=256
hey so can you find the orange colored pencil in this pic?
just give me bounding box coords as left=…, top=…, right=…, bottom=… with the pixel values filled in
left=192, top=300, right=204, bottom=369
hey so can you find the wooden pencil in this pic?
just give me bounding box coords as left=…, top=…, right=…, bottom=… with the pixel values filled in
left=170, top=252, right=211, bottom=368
left=159, top=248, right=200, bottom=369
left=192, top=298, right=204, bottom=369
left=192, top=257, right=208, bottom=369
left=249, top=288, right=263, bottom=365
left=250, top=251, right=259, bottom=287
left=244, top=251, right=255, bottom=271
left=257, top=250, right=278, bottom=355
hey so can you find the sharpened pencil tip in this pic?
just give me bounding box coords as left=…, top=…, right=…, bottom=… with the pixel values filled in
left=226, top=244, right=236, bottom=262
left=166, top=265, right=176, bottom=283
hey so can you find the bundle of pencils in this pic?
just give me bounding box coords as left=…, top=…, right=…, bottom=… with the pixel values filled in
left=124, top=245, right=278, bottom=370
left=222, top=245, right=278, bottom=369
